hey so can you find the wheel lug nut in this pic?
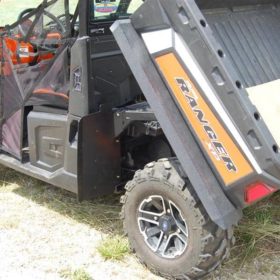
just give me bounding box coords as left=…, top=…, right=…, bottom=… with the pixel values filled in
left=177, top=229, right=181, bottom=234
left=154, top=216, right=158, bottom=221
left=164, top=235, right=167, bottom=240
left=167, top=209, right=171, bottom=214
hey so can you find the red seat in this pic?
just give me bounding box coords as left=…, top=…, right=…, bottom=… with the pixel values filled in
left=33, top=87, right=69, bottom=101
left=32, top=86, right=69, bottom=109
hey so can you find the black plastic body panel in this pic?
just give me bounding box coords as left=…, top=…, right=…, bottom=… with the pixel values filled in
left=28, top=111, right=67, bottom=172
left=69, top=36, right=92, bottom=117
left=114, top=102, right=156, bottom=137
left=89, top=34, right=142, bottom=111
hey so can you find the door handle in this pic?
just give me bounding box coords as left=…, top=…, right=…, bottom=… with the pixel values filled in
left=91, top=28, right=105, bottom=34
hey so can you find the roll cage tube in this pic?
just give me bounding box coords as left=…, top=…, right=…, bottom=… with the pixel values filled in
left=18, top=8, right=35, bottom=21
left=79, top=0, right=89, bottom=36
left=19, top=9, right=67, bottom=37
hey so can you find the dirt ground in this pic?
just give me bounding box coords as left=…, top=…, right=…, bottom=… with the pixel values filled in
left=0, top=167, right=279, bottom=280
left=0, top=168, right=161, bottom=280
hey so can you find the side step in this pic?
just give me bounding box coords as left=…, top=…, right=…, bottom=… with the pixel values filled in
left=0, top=153, right=77, bottom=194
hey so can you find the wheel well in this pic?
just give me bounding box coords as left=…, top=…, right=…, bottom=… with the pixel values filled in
left=120, top=121, right=175, bottom=180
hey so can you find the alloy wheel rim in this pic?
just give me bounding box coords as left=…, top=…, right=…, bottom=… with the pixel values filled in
left=137, top=195, right=189, bottom=259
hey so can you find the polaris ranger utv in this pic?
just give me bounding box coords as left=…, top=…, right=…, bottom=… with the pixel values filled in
left=0, top=0, right=279, bottom=279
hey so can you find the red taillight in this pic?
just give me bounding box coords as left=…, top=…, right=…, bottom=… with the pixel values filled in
left=245, top=183, right=276, bottom=204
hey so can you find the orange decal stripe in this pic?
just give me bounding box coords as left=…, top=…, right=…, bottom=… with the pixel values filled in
left=156, top=53, right=253, bottom=185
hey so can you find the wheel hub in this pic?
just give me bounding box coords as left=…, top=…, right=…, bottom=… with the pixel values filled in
left=137, top=195, right=189, bottom=259
left=159, top=215, right=177, bottom=234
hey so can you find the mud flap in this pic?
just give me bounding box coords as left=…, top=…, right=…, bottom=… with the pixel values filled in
left=77, top=108, right=121, bottom=200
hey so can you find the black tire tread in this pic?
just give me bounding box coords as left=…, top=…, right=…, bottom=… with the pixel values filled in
left=120, top=158, right=235, bottom=280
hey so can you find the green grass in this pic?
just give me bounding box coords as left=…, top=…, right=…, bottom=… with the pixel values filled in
left=60, top=268, right=93, bottom=280
left=97, top=235, right=130, bottom=261
left=230, top=193, right=280, bottom=266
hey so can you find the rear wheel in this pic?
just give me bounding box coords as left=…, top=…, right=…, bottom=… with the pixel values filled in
left=121, top=158, right=234, bottom=279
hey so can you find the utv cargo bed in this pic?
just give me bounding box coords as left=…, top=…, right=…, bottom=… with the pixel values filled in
left=112, top=0, right=280, bottom=226
left=204, top=4, right=280, bottom=146
left=204, top=3, right=280, bottom=88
